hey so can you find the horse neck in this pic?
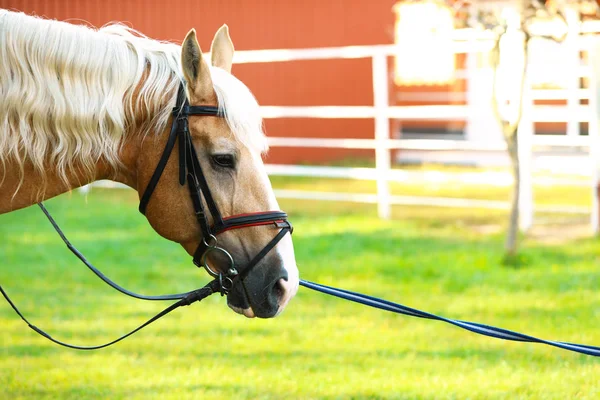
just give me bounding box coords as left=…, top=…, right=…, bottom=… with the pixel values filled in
left=0, top=127, right=143, bottom=216
left=0, top=66, right=179, bottom=216
left=0, top=13, right=180, bottom=215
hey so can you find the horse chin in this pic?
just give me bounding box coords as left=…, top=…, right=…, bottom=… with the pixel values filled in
left=226, top=285, right=255, bottom=318
left=228, top=303, right=256, bottom=318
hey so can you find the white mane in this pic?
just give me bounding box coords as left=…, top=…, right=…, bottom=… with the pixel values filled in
left=0, top=9, right=267, bottom=190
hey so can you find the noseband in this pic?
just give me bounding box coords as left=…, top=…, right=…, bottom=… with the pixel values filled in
left=138, top=83, right=292, bottom=295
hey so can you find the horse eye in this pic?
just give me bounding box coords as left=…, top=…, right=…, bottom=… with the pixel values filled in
left=211, top=154, right=236, bottom=169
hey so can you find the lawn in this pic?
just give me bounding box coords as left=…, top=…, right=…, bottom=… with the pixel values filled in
left=1, top=179, right=599, bottom=399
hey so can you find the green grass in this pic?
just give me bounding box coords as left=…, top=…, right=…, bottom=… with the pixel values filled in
left=1, top=181, right=600, bottom=399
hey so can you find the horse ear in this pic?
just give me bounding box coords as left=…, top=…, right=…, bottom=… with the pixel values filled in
left=181, top=29, right=213, bottom=100
left=210, top=24, right=234, bottom=73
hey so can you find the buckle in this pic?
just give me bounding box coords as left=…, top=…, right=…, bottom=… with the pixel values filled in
left=274, top=220, right=293, bottom=234
left=274, top=220, right=290, bottom=229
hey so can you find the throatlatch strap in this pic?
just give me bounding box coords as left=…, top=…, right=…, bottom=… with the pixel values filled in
left=138, top=117, right=180, bottom=215
left=138, top=83, right=221, bottom=216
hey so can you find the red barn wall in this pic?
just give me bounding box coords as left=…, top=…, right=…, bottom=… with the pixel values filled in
left=1, top=0, right=399, bottom=165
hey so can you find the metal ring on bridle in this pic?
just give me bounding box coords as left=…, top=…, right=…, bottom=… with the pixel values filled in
left=218, top=274, right=235, bottom=296
left=200, top=245, right=236, bottom=278
left=202, top=234, right=218, bottom=248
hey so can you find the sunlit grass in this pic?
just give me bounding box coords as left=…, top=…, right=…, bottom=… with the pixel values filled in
left=1, top=181, right=599, bottom=399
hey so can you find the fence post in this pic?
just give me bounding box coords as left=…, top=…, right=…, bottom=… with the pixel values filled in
left=589, top=38, right=600, bottom=235
left=517, top=67, right=534, bottom=231
left=372, top=53, right=391, bottom=219
left=564, top=7, right=581, bottom=138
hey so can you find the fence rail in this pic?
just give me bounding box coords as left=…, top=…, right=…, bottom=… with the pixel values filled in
left=267, top=135, right=592, bottom=150
left=86, top=32, right=600, bottom=232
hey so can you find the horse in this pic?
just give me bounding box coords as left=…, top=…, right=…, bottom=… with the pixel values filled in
left=0, top=9, right=299, bottom=319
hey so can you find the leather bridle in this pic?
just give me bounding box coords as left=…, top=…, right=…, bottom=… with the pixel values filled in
left=138, top=83, right=293, bottom=295
left=0, top=81, right=293, bottom=350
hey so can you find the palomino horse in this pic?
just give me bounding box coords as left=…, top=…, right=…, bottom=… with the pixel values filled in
left=0, top=10, right=299, bottom=318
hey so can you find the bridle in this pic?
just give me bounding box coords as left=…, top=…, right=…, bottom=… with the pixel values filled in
left=138, top=82, right=293, bottom=296
left=0, top=81, right=293, bottom=350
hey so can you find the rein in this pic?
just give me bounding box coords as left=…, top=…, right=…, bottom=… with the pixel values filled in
left=1, top=84, right=600, bottom=358
left=0, top=203, right=218, bottom=350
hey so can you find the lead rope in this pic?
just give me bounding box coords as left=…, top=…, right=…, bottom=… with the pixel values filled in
left=3, top=204, right=600, bottom=355
left=299, top=280, right=600, bottom=357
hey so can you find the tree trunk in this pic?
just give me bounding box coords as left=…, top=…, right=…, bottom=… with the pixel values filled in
left=490, top=28, right=528, bottom=261
left=505, top=133, right=520, bottom=256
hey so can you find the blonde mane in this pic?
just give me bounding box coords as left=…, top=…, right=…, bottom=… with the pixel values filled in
left=0, top=9, right=267, bottom=191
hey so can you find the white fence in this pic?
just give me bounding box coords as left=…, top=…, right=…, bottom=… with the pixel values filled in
left=86, top=30, right=600, bottom=233
left=238, top=32, right=600, bottom=232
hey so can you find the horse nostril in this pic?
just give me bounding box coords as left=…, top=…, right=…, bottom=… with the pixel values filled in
left=272, top=278, right=285, bottom=301
left=255, top=274, right=289, bottom=318
left=274, top=277, right=296, bottom=309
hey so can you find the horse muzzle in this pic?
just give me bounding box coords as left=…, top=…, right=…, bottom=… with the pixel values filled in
left=226, top=263, right=292, bottom=318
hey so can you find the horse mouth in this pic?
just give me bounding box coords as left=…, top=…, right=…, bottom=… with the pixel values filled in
left=226, top=281, right=256, bottom=318
left=225, top=275, right=295, bottom=318
left=228, top=303, right=256, bottom=318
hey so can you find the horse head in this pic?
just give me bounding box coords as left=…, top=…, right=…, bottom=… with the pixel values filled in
left=136, top=26, right=299, bottom=318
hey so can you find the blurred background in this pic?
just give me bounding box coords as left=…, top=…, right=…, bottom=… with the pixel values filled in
left=2, top=1, right=600, bottom=399
left=4, top=0, right=598, bottom=237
